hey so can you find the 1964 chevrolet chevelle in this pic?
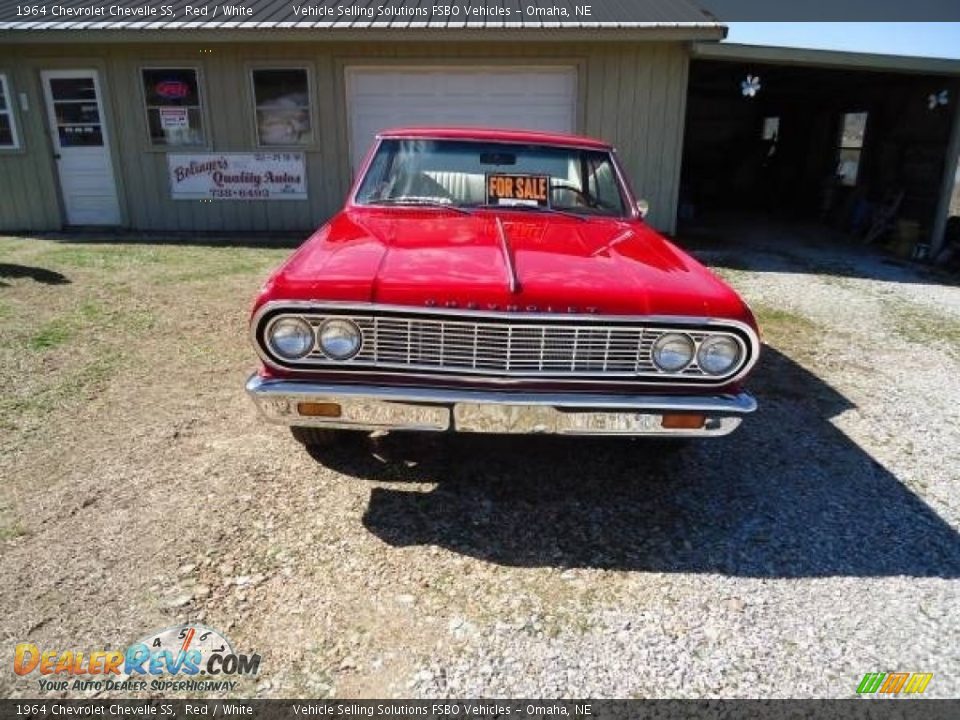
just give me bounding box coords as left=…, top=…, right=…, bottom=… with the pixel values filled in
left=247, top=128, right=760, bottom=450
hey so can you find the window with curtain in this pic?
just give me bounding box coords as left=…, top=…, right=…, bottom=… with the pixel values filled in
left=251, top=68, right=312, bottom=146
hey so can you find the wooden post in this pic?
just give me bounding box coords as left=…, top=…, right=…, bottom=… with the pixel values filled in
left=931, top=84, right=960, bottom=260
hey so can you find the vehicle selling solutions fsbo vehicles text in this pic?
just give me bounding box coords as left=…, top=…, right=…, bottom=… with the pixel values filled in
left=291, top=5, right=592, bottom=18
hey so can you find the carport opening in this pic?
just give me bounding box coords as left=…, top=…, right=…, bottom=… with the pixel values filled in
left=679, top=58, right=960, bottom=260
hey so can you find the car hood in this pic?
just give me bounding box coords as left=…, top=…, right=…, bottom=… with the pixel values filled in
left=258, top=207, right=752, bottom=320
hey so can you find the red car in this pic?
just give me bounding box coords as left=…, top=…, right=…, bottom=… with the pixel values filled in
left=247, top=128, right=760, bottom=450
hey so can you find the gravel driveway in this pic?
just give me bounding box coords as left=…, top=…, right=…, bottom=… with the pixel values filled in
left=1, top=225, right=959, bottom=699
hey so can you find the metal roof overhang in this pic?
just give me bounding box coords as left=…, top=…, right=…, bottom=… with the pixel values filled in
left=693, top=41, right=960, bottom=76
left=0, top=23, right=726, bottom=43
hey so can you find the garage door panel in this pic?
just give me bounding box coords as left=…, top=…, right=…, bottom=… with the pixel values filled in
left=348, top=68, right=576, bottom=169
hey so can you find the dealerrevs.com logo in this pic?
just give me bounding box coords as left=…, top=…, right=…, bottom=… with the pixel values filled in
left=857, top=672, right=933, bottom=695
left=14, top=625, right=260, bottom=693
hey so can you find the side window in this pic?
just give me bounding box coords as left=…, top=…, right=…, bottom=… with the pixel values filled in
left=761, top=116, right=779, bottom=141
left=837, top=111, right=867, bottom=187
left=251, top=68, right=312, bottom=146
left=761, top=116, right=779, bottom=157
left=587, top=156, right=623, bottom=210
left=0, top=74, right=21, bottom=149
left=141, top=68, right=206, bottom=146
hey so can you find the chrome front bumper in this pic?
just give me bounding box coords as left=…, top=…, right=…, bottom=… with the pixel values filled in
left=246, top=375, right=756, bottom=437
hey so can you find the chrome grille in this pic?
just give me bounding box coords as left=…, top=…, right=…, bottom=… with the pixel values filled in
left=345, top=318, right=656, bottom=374
left=263, top=311, right=751, bottom=382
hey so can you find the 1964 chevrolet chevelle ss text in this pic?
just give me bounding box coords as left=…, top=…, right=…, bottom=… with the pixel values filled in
left=247, top=128, right=760, bottom=450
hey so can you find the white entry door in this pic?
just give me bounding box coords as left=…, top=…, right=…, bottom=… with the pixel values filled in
left=41, top=70, right=121, bottom=226
left=346, top=67, right=577, bottom=170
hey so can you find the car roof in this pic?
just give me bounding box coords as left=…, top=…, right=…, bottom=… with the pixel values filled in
left=376, top=127, right=613, bottom=150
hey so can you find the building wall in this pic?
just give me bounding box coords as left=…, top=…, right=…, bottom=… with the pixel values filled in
left=0, top=40, right=690, bottom=235
left=0, top=59, right=64, bottom=231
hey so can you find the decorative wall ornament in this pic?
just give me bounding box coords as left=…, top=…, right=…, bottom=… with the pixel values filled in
left=741, top=74, right=762, bottom=98
left=928, top=90, right=949, bottom=110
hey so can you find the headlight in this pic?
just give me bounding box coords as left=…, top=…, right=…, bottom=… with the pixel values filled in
left=652, top=333, right=694, bottom=372
left=697, top=335, right=741, bottom=376
left=319, top=319, right=362, bottom=360
left=267, top=317, right=314, bottom=359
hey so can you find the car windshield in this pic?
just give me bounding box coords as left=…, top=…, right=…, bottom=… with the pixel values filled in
left=354, top=138, right=629, bottom=218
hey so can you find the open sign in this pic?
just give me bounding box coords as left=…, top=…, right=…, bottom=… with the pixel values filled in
left=486, top=174, right=549, bottom=207
left=154, top=80, right=191, bottom=100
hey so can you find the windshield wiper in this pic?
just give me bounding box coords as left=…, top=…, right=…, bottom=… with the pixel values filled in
left=367, top=197, right=474, bottom=215
left=467, top=203, right=587, bottom=222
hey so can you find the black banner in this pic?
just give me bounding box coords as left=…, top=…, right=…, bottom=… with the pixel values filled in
left=0, top=0, right=959, bottom=27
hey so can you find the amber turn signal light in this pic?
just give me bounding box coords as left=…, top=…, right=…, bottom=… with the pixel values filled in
left=297, top=402, right=342, bottom=418
left=661, top=413, right=706, bottom=429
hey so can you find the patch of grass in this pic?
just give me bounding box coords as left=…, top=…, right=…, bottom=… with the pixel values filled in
left=35, top=244, right=199, bottom=272
left=0, top=236, right=34, bottom=253
left=883, top=300, right=960, bottom=358
left=158, top=252, right=283, bottom=284
left=0, top=354, right=119, bottom=414
left=749, top=303, right=823, bottom=365
left=78, top=300, right=105, bottom=321
left=29, top=318, right=74, bottom=350
left=753, top=304, right=816, bottom=327
left=752, top=303, right=818, bottom=336
left=0, top=238, right=288, bottom=434
left=0, top=352, right=121, bottom=424
left=33, top=243, right=287, bottom=287
left=0, top=520, right=27, bottom=541
left=19, top=297, right=155, bottom=356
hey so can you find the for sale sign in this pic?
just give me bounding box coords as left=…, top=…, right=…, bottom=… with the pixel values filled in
left=167, top=153, right=307, bottom=200
left=486, top=173, right=550, bottom=207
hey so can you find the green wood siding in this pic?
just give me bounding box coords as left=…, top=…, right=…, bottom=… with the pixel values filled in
left=0, top=40, right=689, bottom=235
left=0, top=63, right=61, bottom=231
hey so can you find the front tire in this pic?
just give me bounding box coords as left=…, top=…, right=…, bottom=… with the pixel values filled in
left=641, top=437, right=692, bottom=456
left=290, top=426, right=361, bottom=450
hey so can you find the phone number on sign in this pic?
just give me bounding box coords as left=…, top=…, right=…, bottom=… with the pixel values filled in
left=210, top=189, right=271, bottom=199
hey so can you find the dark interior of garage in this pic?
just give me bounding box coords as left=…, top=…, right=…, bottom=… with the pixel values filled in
left=680, top=58, right=960, bottom=257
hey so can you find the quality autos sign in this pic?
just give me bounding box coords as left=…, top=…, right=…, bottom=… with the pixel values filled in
left=168, top=152, right=307, bottom=200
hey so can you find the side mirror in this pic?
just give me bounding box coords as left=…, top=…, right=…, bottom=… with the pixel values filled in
left=635, top=199, right=650, bottom=219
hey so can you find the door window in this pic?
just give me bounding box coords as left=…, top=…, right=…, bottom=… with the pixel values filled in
left=837, top=112, right=868, bottom=187
left=49, top=76, right=103, bottom=147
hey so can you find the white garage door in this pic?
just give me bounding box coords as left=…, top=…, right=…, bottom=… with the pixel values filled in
left=346, top=67, right=577, bottom=169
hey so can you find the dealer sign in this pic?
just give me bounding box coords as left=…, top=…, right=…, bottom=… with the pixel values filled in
left=167, top=153, right=307, bottom=200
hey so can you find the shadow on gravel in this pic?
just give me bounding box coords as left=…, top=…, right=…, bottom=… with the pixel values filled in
left=677, top=213, right=959, bottom=288
left=313, top=346, right=960, bottom=578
